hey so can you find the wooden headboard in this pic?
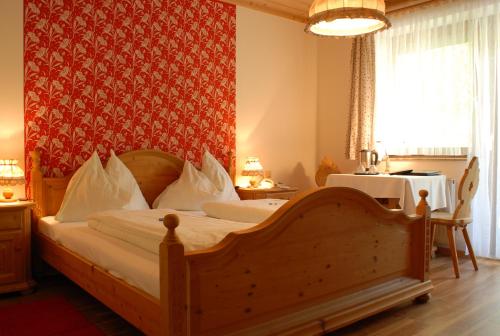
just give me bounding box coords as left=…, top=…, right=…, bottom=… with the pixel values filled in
left=30, top=149, right=235, bottom=219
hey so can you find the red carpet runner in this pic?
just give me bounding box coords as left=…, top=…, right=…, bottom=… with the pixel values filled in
left=0, top=297, right=104, bottom=336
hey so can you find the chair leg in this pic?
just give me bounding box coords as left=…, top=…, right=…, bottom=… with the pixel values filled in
left=431, top=222, right=437, bottom=246
left=447, top=227, right=460, bottom=278
left=462, top=227, right=479, bottom=271
left=430, top=221, right=437, bottom=258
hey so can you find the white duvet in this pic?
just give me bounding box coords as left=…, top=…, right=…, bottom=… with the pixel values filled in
left=87, top=209, right=257, bottom=254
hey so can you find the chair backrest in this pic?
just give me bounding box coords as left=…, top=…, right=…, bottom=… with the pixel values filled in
left=453, top=156, right=479, bottom=220
left=315, top=156, right=341, bottom=187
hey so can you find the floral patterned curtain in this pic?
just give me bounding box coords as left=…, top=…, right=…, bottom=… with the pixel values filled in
left=346, top=35, right=376, bottom=160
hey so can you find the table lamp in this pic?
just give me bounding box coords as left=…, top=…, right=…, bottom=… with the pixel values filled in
left=241, top=157, right=264, bottom=188
left=0, top=159, right=25, bottom=202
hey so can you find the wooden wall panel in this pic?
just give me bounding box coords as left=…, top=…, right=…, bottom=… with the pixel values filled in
left=221, top=0, right=309, bottom=22
left=219, top=0, right=445, bottom=22
left=386, top=0, right=447, bottom=14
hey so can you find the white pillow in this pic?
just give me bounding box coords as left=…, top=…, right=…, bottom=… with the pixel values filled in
left=202, top=200, right=286, bottom=223
left=106, top=150, right=149, bottom=210
left=201, top=151, right=240, bottom=201
left=154, top=161, right=221, bottom=211
left=55, top=152, right=130, bottom=222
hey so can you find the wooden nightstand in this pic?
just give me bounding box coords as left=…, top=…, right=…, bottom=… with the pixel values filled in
left=236, top=187, right=299, bottom=200
left=0, top=201, right=35, bottom=294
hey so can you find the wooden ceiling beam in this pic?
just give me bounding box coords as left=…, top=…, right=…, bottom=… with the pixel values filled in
left=220, top=0, right=309, bottom=23
left=219, top=0, right=450, bottom=23
left=386, top=0, right=448, bottom=14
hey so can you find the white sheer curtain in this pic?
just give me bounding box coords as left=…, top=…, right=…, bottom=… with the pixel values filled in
left=376, top=0, right=500, bottom=258
left=375, top=1, right=475, bottom=155
left=469, top=1, right=500, bottom=258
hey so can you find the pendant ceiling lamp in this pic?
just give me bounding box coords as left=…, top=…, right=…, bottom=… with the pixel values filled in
left=305, top=0, right=391, bottom=37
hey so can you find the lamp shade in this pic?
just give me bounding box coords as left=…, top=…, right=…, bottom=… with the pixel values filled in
left=0, top=160, right=25, bottom=186
left=241, top=157, right=264, bottom=176
left=306, top=0, right=391, bottom=37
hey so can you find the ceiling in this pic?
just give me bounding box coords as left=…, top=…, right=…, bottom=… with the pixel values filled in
left=221, top=0, right=439, bottom=23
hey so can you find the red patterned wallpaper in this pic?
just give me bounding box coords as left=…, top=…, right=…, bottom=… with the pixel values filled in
left=24, top=0, right=236, bottom=182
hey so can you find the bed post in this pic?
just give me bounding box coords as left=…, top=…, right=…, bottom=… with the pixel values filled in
left=30, top=151, right=45, bottom=220
left=160, top=214, right=188, bottom=336
left=228, top=149, right=236, bottom=185
left=414, top=189, right=432, bottom=305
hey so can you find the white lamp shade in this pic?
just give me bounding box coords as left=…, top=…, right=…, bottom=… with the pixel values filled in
left=0, top=160, right=25, bottom=186
left=306, top=0, right=391, bottom=37
left=241, top=157, right=264, bottom=176
left=309, top=0, right=386, bottom=17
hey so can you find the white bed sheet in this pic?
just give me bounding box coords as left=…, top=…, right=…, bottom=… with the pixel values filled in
left=38, top=200, right=285, bottom=299
left=39, top=216, right=161, bottom=298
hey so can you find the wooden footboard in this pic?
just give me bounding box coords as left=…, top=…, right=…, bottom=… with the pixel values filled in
left=160, top=187, right=432, bottom=336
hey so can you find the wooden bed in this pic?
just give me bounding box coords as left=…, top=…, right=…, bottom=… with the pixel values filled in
left=30, top=149, right=433, bottom=336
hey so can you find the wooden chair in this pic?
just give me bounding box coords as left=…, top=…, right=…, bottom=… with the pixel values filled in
left=431, top=157, right=479, bottom=278
left=315, top=156, right=340, bottom=187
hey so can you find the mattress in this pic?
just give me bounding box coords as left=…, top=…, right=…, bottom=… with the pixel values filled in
left=37, top=206, right=265, bottom=299
left=39, top=216, right=161, bottom=298
left=38, top=200, right=286, bottom=298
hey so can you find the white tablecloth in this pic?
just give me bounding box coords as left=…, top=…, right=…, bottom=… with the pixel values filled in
left=325, top=174, right=448, bottom=214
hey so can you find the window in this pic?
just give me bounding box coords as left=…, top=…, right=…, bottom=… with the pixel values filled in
left=374, top=16, right=474, bottom=156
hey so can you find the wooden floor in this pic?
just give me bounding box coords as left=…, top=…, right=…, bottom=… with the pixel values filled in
left=331, top=256, right=500, bottom=336
left=1, top=256, right=500, bottom=336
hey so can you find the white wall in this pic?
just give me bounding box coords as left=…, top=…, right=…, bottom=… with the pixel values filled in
left=236, top=7, right=318, bottom=190
left=316, top=39, right=353, bottom=173
left=0, top=0, right=25, bottom=199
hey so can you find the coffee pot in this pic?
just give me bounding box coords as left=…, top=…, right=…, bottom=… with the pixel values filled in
left=359, top=149, right=379, bottom=173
